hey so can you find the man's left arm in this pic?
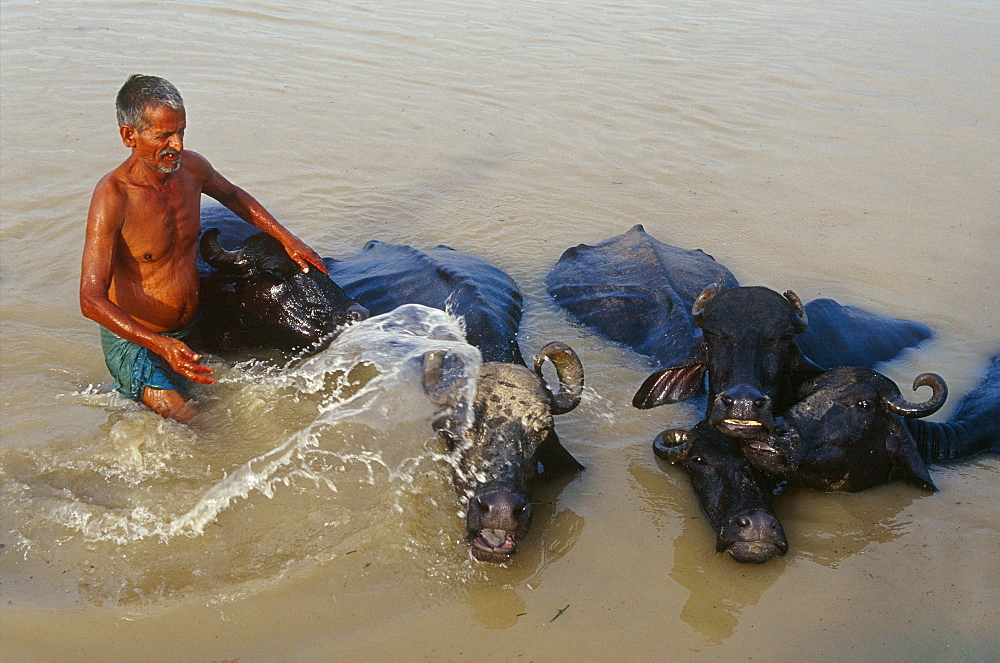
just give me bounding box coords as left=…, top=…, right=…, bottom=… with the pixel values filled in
left=197, top=153, right=328, bottom=274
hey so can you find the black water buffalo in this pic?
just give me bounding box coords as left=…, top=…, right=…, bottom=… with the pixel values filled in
left=547, top=225, right=932, bottom=436
left=739, top=360, right=998, bottom=492
left=196, top=207, right=369, bottom=353
left=326, top=241, right=585, bottom=563
left=782, top=368, right=947, bottom=492
left=653, top=423, right=788, bottom=563
left=633, top=284, right=823, bottom=438
left=545, top=223, right=738, bottom=367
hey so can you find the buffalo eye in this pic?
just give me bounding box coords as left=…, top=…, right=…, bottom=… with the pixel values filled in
left=856, top=400, right=872, bottom=410
left=435, top=427, right=461, bottom=449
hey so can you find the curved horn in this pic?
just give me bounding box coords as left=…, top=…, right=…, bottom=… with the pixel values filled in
left=652, top=429, right=692, bottom=463
left=782, top=290, right=809, bottom=333
left=534, top=341, right=584, bottom=415
left=875, top=372, right=947, bottom=418
left=691, top=283, right=720, bottom=328
left=200, top=228, right=245, bottom=269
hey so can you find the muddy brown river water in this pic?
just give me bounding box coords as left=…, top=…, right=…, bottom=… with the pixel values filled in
left=1, top=0, right=998, bottom=659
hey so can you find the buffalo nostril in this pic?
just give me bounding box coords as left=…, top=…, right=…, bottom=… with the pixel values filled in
left=513, top=504, right=525, bottom=517
left=476, top=498, right=490, bottom=514
left=722, top=395, right=734, bottom=407
left=753, top=397, right=770, bottom=409
left=738, top=516, right=750, bottom=528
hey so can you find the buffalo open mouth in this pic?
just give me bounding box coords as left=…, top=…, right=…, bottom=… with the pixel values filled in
left=723, top=418, right=764, bottom=429
left=469, top=528, right=518, bottom=563
left=725, top=540, right=788, bottom=564
left=719, top=418, right=769, bottom=438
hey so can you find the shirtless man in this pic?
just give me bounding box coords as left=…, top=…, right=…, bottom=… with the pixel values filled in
left=81, top=75, right=326, bottom=424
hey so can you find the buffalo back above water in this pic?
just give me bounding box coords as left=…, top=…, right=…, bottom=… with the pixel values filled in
left=546, top=224, right=739, bottom=367
left=325, top=240, right=524, bottom=364
left=547, top=224, right=932, bottom=372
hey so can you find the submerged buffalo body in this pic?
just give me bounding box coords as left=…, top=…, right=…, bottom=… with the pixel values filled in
left=653, top=423, right=787, bottom=563
left=545, top=223, right=738, bottom=368
left=906, top=353, right=1000, bottom=464
left=197, top=207, right=368, bottom=353
left=327, top=241, right=584, bottom=562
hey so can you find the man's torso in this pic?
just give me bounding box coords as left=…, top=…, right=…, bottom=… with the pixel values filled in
left=108, top=157, right=205, bottom=333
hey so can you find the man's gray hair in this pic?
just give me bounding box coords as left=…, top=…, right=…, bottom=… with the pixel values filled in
left=115, top=75, right=184, bottom=131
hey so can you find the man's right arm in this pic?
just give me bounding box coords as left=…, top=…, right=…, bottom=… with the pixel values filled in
left=80, top=180, right=214, bottom=384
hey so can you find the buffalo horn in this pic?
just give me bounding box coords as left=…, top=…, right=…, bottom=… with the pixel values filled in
left=200, top=227, right=245, bottom=269
left=652, top=429, right=692, bottom=463
left=534, top=341, right=584, bottom=415
left=422, top=349, right=467, bottom=406
left=876, top=372, right=947, bottom=418
left=782, top=290, right=809, bottom=333
left=691, top=283, right=720, bottom=328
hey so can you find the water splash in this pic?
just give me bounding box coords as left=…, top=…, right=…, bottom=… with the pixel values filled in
left=130, top=305, right=478, bottom=541
left=1, top=305, right=486, bottom=605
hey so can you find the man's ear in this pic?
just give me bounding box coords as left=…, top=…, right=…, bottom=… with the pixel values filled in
left=120, top=124, right=137, bottom=148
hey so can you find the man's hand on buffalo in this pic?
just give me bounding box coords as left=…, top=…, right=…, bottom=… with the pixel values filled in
left=281, top=233, right=328, bottom=275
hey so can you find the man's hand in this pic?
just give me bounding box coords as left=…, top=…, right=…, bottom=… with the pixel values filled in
left=156, top=336, right=216, bottom=384
left=282, top=235, right=328, bottom=275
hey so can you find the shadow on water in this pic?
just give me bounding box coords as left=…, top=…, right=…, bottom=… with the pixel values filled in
left=459, top=469, right=585, bottom=629
left=626, top=449, right=924, bottom=647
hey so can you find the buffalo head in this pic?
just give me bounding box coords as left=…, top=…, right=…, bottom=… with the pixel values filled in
left=654, top=423, right=788, bottom=563
left=784, top=367, right=946, bottom=492
left=200, top=228, right=369, bottom=352
left=634, top=285, right=823, bottom=438
left=424, top=341, right=584, bottom=563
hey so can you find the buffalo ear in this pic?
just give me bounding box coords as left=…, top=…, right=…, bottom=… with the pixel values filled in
left=653, top=429, right=692, bottom=463
left=431, top=414, right=463, bottom=451
left=633, top=360, right=706, bottom=409
left=421, top=349, right=469, bottom=406
left=885, top=416, right=937, bottom=491
left=536, top=430, right=585, bottom=475
left=789, top=344, right=826, bottom=389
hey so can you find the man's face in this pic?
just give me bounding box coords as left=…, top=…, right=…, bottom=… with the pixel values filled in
left=122, top=104, right=186, bottom=174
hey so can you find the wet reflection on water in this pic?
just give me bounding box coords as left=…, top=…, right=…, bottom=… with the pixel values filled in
left=628, top=449, right=934, bottom=647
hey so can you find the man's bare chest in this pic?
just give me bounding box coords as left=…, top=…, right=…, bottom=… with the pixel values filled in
left=120, top=181, right=201, bottom=263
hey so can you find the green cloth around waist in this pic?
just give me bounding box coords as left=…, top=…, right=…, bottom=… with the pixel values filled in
left=99, top=322, right=196, bottom=402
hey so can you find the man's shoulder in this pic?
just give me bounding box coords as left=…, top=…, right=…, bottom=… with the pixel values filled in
left=92, top=165, right=130, bottom=206
left=180, top=150, right=212, bottom=176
